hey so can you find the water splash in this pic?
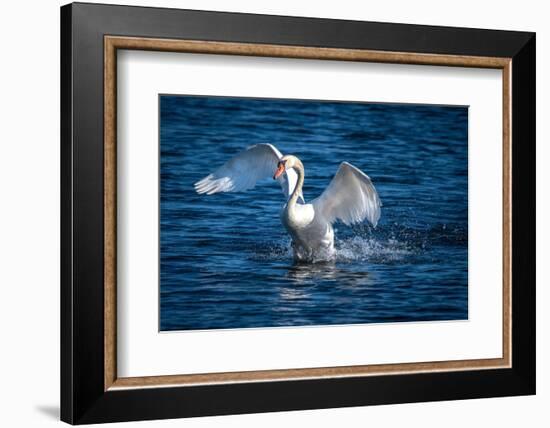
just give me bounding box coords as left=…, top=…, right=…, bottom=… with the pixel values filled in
left=335, top=236, right=413, bottom=263
left=250, top=234, right=414, bottom=264
left=247, top=221, right=466, bottom=265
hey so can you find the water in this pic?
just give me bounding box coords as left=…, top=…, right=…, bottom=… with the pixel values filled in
left=160, top=95, right=468, bottom=331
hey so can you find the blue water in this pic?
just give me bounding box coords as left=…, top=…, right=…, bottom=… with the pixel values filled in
left=160, top=95, right=468, bottom=331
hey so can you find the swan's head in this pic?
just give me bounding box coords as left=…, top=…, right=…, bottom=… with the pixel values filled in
left=273, top=155, right=301, bottom=180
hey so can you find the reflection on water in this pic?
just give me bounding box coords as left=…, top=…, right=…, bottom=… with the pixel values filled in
left=277, top=284, right=311, bottom=301
left=159, top=95, right=469, bottom=331
left=285, top=261, right=371, bottom=287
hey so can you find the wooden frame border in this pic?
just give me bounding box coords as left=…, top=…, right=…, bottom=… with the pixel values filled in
left=104, top=36, right=512, bottom=391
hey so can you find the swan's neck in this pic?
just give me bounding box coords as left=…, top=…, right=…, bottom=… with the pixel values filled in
left=288, top=160, right=304, bottom=207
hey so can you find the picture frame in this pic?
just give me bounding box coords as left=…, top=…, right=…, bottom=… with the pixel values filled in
left=60, top=2, right=535, bottom=424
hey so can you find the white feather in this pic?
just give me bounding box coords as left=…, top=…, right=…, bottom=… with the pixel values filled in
left=312, top=162, right=381, bottom=227
left=194, top=143, right=303, bottom=202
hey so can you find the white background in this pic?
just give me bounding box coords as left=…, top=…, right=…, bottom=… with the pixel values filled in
left=118, top=51, right=503, bottom=377
left=0, top=0, right=546, bottom=427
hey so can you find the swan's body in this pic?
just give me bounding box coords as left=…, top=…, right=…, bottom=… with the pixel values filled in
left=281, top=202, right=335, bottom=261
left=195, top=144, right=381, bottom=262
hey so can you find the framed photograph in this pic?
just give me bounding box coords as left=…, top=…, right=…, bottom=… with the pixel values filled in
left=60, top=2, right=535, bottom=424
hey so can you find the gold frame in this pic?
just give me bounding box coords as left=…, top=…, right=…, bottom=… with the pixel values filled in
left=104, top=35, right=512, bottom=391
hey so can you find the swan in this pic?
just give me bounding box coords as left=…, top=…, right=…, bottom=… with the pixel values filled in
left=194, top=143, right=381, bottom=262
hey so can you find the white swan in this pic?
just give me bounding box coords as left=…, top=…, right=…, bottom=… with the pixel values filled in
left=194, top=143, right=381, bottom=262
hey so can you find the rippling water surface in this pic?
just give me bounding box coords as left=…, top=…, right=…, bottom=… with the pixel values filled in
left=160, top=95, right=468, bottom=331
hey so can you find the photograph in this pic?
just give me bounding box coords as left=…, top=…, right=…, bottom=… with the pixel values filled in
left=159, top=95, right=469, bottom=331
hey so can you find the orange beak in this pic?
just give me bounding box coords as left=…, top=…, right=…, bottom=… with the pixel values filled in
left=273, top=162, right=285, bottom=180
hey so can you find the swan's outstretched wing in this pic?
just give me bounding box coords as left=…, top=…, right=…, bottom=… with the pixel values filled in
left=194, top=143, right=303, bottom=202
left=313, top=162, right=381, bottom=227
